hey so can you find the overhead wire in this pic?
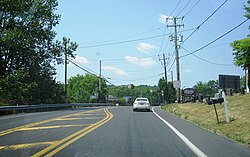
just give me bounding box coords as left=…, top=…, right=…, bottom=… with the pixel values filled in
left=157, top=23, right=167, bottom=56
left=182, top=0, right=228, bottom=44
left=78, top=33, right=170, bottom=49
left=68, top=58, right=96, bottom=76
left=78, top=27, right=200, bottom=49
left=170, top=0, right=183, bottom=16
left=180, top=18, right=249, bottom=58
left=178, top=27, right=196, bottom=33
left=177, top=0, right=192, bottom=17
left=79, top=26, right=164, bottom=44
left=67, top=58, right=115, bottom=85
left=183, top=0, right=201, bottom=17
left=168, top=58, right=176, bottom=72
left=110, top=73, right=164, bottom=82
left=69, top=57, right=96, bottom=74
left=181, top=46, right=234, bottom=66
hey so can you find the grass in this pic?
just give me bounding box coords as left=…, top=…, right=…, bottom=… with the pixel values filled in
left=161, top=93, right=250, bottom=148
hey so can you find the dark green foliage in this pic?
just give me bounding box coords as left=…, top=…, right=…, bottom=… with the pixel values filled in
left=158, top=77, right=176, bottom=104
left=68, top=74, right=107, bottom=103
left=107, top=85, right=158, bottom=105
left=194, top=80, right=219, bottom=97
left=0, top=0, right=71, bottom=105
left=107, top=80, right=176, bottom=106
left=230, top=1, right=250, bottom=90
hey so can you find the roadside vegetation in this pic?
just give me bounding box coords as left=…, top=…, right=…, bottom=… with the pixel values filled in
left=161, top=94, right=250, bottom=147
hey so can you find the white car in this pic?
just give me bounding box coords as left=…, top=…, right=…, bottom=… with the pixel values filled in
left=133, top=97, right=151, bottom=111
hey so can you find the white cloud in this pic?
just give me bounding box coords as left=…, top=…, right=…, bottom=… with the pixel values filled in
left=158, top=14, right=173, bottom=24
left=102, top=66, right=127, bottom=76
left=183, top=69, right=193, bottom=73
left=136, top=42, right=158, bottom=53
left=125, top=56, right=156, bottom=67
left=74, top=55, right=89, bottom=65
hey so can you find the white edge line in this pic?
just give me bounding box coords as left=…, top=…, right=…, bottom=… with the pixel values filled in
left=152, top=107, right=207, bottom=157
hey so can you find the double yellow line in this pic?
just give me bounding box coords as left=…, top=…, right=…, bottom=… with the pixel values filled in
left=31, top=108, right=113, bottom=157
left=0, top=109, right=103, bottom=137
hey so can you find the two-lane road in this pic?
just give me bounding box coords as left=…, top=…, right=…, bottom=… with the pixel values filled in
left=0, top=106, right=249, bottom=157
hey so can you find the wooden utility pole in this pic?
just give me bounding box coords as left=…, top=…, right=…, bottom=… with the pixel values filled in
left=99, top=60, right=102, bottom=91
left=64, top=48, right=68, bottom=103
left=159, top=53, right=168, bottom=104
left=163, top=53, right=167, bottom=82
left=167, top=17, right=184, bottom=103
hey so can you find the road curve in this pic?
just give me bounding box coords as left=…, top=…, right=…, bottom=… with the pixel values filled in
left=0, top=106, right=249, bottom=157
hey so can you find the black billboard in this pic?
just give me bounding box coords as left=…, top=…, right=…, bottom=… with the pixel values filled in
left=219, top=74, right=240, bottom=92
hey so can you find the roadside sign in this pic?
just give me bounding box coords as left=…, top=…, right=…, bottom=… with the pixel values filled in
left=183, top=88, right=194, bottom=96
left=173, top=81, right=181, bottom=89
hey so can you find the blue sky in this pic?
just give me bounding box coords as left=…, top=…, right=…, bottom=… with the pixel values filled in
left=55, top=0, right=249, bottom=88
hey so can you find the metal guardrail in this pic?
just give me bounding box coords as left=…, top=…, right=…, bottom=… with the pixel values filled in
left=0, top=103, right=114, bottom=116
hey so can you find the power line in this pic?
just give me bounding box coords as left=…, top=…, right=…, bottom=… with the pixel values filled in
left=181, top=46, right=234, bottom=66
left=78, top=33, right=169, bottom=49
left=180, top=18, right=249, bottom=58
left=182, top=0, right=228, bottom=44
left=68, top=58, right=96, bottom=75
left=69, top=57, right=96, bottom=74
left=157, top=24, right=167, bottom=55
left=78, top=28, right=198, bottom=49
left=68, top=58, right=115, bottom=85
left=79, top=26, right=164, bottom=44
left=183, top=0, right=201, bottom=17
left=170, top=0, right=183, bottom=16
left=168, top=58, right=176, bottom=72
left=178, top=27, right=196, bottom=33
left=126, top=66, right=162, bottom=73
left=177, top=0, right=192, bottom=17
left=87, top=55, right=159, bottom=63
left=110, top=73, right=164, bottom=82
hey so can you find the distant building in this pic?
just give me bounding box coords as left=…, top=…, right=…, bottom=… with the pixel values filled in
left=107, top=95, right=118, bottom=103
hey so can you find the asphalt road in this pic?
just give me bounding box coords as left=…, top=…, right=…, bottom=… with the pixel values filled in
left=0, top=106, right=249, bottom=157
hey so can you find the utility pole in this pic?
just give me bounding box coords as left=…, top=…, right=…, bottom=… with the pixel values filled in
left=159, top=53, right=168, bottom=81
left=171, top=71, right=173, bottom=83
left=163, top=53, right=167, bottom=82
left=99, top=60, right=102, bottom=91
left=159, top=53, right=168, bottom=104
left=64, top=47, right=68, bottom=103
left=167, top=17, right=184, bottom=103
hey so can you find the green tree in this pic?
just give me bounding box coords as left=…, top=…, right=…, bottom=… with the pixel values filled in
left=68, top=74, right=107, bottom=103
left=230, top=0, right=250, bottom=90
left=158, top=78, right=176, bottom=104
left=231, top=38, right=250, bottom=89
left=107, top=85, right=160, bottom=106
left=0, top=70, right=36, bottom=105
left=0, top=0, right=71, bottom=104
left=194, top=80, right=218, bottom=97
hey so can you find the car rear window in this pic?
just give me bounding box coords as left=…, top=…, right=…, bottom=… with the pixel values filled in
left=136, top=98, right=148, bottom=101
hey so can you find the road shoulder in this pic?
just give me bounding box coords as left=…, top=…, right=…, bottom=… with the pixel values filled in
left=152, top=106, right=250, bottom=157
